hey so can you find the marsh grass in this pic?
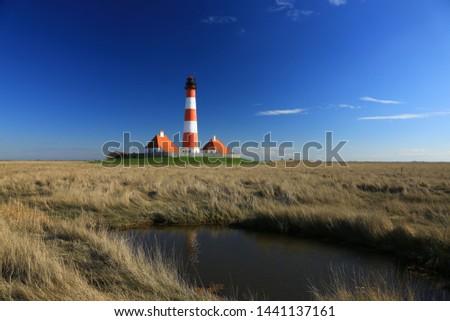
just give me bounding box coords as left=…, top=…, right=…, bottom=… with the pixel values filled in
left=310, top=266, right=422, bottom=301
left=0, top=201, right=215, bottom=300
left=0, top=161, right=449, bottom=300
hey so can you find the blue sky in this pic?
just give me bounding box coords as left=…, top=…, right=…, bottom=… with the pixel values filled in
left=1, top=0, right=450, bottom=161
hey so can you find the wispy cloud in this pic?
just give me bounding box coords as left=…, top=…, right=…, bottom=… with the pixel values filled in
left=360, top=96, right=404, bottom=105
left=257, top=108, right=306, bottom=116
left=237, top=28, right=246, bottom=36
left=339, top=104, right=360, bottom=109
left=329, top=0, right=347, bottom=6
left=269, top=0, right=314, bottom=22
left=286, top=9, right=300, bottom=21
left=359, top=111, right=450, bottom=120
left=201, top=16, right=237, bottom=24
left=301, top=10, right=314, bottom=16
left=271, top=0, right=295, bottom=11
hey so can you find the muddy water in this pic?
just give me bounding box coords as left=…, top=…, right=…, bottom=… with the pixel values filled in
left=120, top=226, right=449, bottom=300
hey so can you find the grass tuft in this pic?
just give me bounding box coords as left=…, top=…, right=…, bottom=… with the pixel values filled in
left=310, top=266, right=421, bottom=301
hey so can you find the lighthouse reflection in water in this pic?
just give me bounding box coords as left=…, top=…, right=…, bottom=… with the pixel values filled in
left=185, top=230, right=199, bottom=264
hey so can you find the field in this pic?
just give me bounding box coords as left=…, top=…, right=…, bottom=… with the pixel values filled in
left=0, top=161, right=449, bottom=300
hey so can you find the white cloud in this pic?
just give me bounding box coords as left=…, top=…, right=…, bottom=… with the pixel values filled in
left=270, top=0, right=313, bottom=21
left=286, top=9, right=300, bottom=21
left=271, top=0, right=295, bottom=11
left=360, top=96, right=404, bottom=105
left=339, top=104, right=360, bottom=109
left=359, top=114, right=424, bottom=120
left=301, top=10, right=314, bottom=16
left=359, top=111, right=450, bottom=120
left=201, top=16, right=237, bottom=24
left=329, top=0, right=347, bottom=6
left=257, top=108, right=306, bottom=116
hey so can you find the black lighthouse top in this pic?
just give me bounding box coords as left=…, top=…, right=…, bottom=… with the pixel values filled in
left=185, top=75, right=197, bottom=90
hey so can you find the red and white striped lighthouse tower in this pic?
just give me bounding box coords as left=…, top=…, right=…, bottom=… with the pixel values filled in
left=182, top=75, right=200, bottom=154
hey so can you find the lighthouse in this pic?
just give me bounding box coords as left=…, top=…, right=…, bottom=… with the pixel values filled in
left=181, top=75, right=200, bottom=154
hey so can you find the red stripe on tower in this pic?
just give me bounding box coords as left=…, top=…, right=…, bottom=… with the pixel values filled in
left=182, top=75, right=200, bottom=154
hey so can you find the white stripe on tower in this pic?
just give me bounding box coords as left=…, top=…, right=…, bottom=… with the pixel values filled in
left=183, top=121, right=197, bottom=133
left=185, top=97, right=196, bottom=109
left=182, top=75, right=199, bottom=154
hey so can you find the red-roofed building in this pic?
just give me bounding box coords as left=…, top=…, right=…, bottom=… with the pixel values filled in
left=145, top=130, right=179, bottom=154
left=202, top=136, right=231, bottom=155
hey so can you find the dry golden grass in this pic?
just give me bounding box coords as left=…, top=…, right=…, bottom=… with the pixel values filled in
left=0, top=161, right=449, bottom=300
left=310, top=266, right=419, bottom=301
left=0, top=200, right=215, bottom=300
